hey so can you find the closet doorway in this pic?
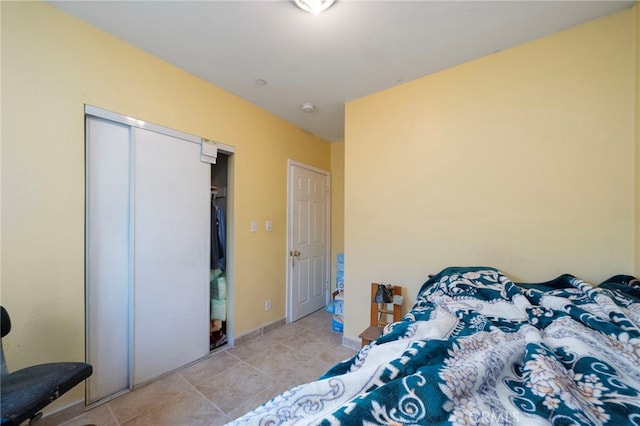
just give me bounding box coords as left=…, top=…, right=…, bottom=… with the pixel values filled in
left=209, top=150, right=235, bottom=350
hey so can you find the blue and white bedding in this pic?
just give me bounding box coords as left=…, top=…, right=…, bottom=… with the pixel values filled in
left=229, top=267, right=640, bottom=425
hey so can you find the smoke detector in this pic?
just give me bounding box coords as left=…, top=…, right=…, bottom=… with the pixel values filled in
left=301, top=103, right=316, bottom=113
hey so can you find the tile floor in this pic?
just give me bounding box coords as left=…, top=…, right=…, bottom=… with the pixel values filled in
left=51, top=309, right=356, bottom=426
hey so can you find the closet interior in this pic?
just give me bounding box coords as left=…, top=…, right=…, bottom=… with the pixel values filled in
left=210, top=153, right=229, bottom=350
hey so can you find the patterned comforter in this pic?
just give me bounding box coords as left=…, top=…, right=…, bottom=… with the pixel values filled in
left=228, top=267, right=640, bottom=425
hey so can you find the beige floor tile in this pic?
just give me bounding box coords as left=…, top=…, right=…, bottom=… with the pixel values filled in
left=48, top=308, right=350, bottom=425
left=325, top=330, right=344, bottom=345
left=243, top=342, right=309, bottom=381
left=300, top=318, right=331, bottom=333
left=265, top=323, right=308, bottom=342
left=226, top=381, right=293, bottom=421
left=294, top=311, right=330, bottom=332
left=195, top=363, right=273, bottom=414
left=279, top=328, right=336, bottom=356
left=108, top=373, right=191, bottom=423
left=178, top=351, right=240, bottom=386
left=225, top=334, right=280, bottom=362
left=294, top=357, right=334, bottom=384
left=120, top=389, right=230, bottom=426
left=318, top=345, right=358, bottom=365
left=58, top=403, right=117, bottom=426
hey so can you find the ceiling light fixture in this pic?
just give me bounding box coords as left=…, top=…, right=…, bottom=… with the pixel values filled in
left=293, top=0, right=336, bottom=15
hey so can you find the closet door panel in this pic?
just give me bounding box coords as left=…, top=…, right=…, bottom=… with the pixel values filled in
left=85, top=117, right=131, bottom=403
left=132, top=128, right=210, bottom=385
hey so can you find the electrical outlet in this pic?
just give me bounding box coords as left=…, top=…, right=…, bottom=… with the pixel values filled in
left=265, top=300, right=272, bottom=311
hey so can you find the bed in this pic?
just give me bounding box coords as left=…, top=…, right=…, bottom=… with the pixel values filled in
left=228, top=266, right=640, bottom=425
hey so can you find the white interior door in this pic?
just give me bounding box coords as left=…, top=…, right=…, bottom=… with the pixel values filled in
left=288, top=161, right=330, bottom=322
left=132, top=127, right=210, bottom=385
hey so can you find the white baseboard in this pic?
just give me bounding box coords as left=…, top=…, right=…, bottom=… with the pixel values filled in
left=232, top=317, right=286, bottom=346
left=341, top=335, right=361, bottom=350
left=38, top=399, right=86, bottom=426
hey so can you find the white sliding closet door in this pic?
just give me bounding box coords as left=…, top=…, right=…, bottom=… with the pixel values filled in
left=86, top=117, right=131, bottom=403
left=132, top=127, right=210, bottom=385
left=86, top=111, right=210, bottom=403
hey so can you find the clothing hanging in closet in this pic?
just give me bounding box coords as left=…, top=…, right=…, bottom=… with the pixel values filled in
left=210, top=201, right=226, bottom=270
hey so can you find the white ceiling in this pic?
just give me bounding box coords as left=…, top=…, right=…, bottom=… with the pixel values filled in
left=49, top=0, right=635, bottom=142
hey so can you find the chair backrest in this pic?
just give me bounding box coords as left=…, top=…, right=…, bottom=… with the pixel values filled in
left=0, top=305, right=94, bottom=426
left=370, top=283, right=402, bottom=327
left=1, top=306, right=11, bottom=338
left=1, top=306, right=11, bottom=376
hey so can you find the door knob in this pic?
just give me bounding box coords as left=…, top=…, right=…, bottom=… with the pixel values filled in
left=291, top=250, right=301, bottom=257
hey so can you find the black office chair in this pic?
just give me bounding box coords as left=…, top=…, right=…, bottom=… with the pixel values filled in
left=1, top=306, right=92, bottom=426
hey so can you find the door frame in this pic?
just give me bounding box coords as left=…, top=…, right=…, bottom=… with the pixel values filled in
left=286, top=160, right=331, bottom=323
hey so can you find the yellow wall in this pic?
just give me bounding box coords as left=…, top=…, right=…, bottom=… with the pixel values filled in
left=635, top=3, right=640, bottom=275
left=344, top=8, right=638, bottom=341
left=330, top=141, right=345, bottom=288
left=1, top=0, right=329, bottom=407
